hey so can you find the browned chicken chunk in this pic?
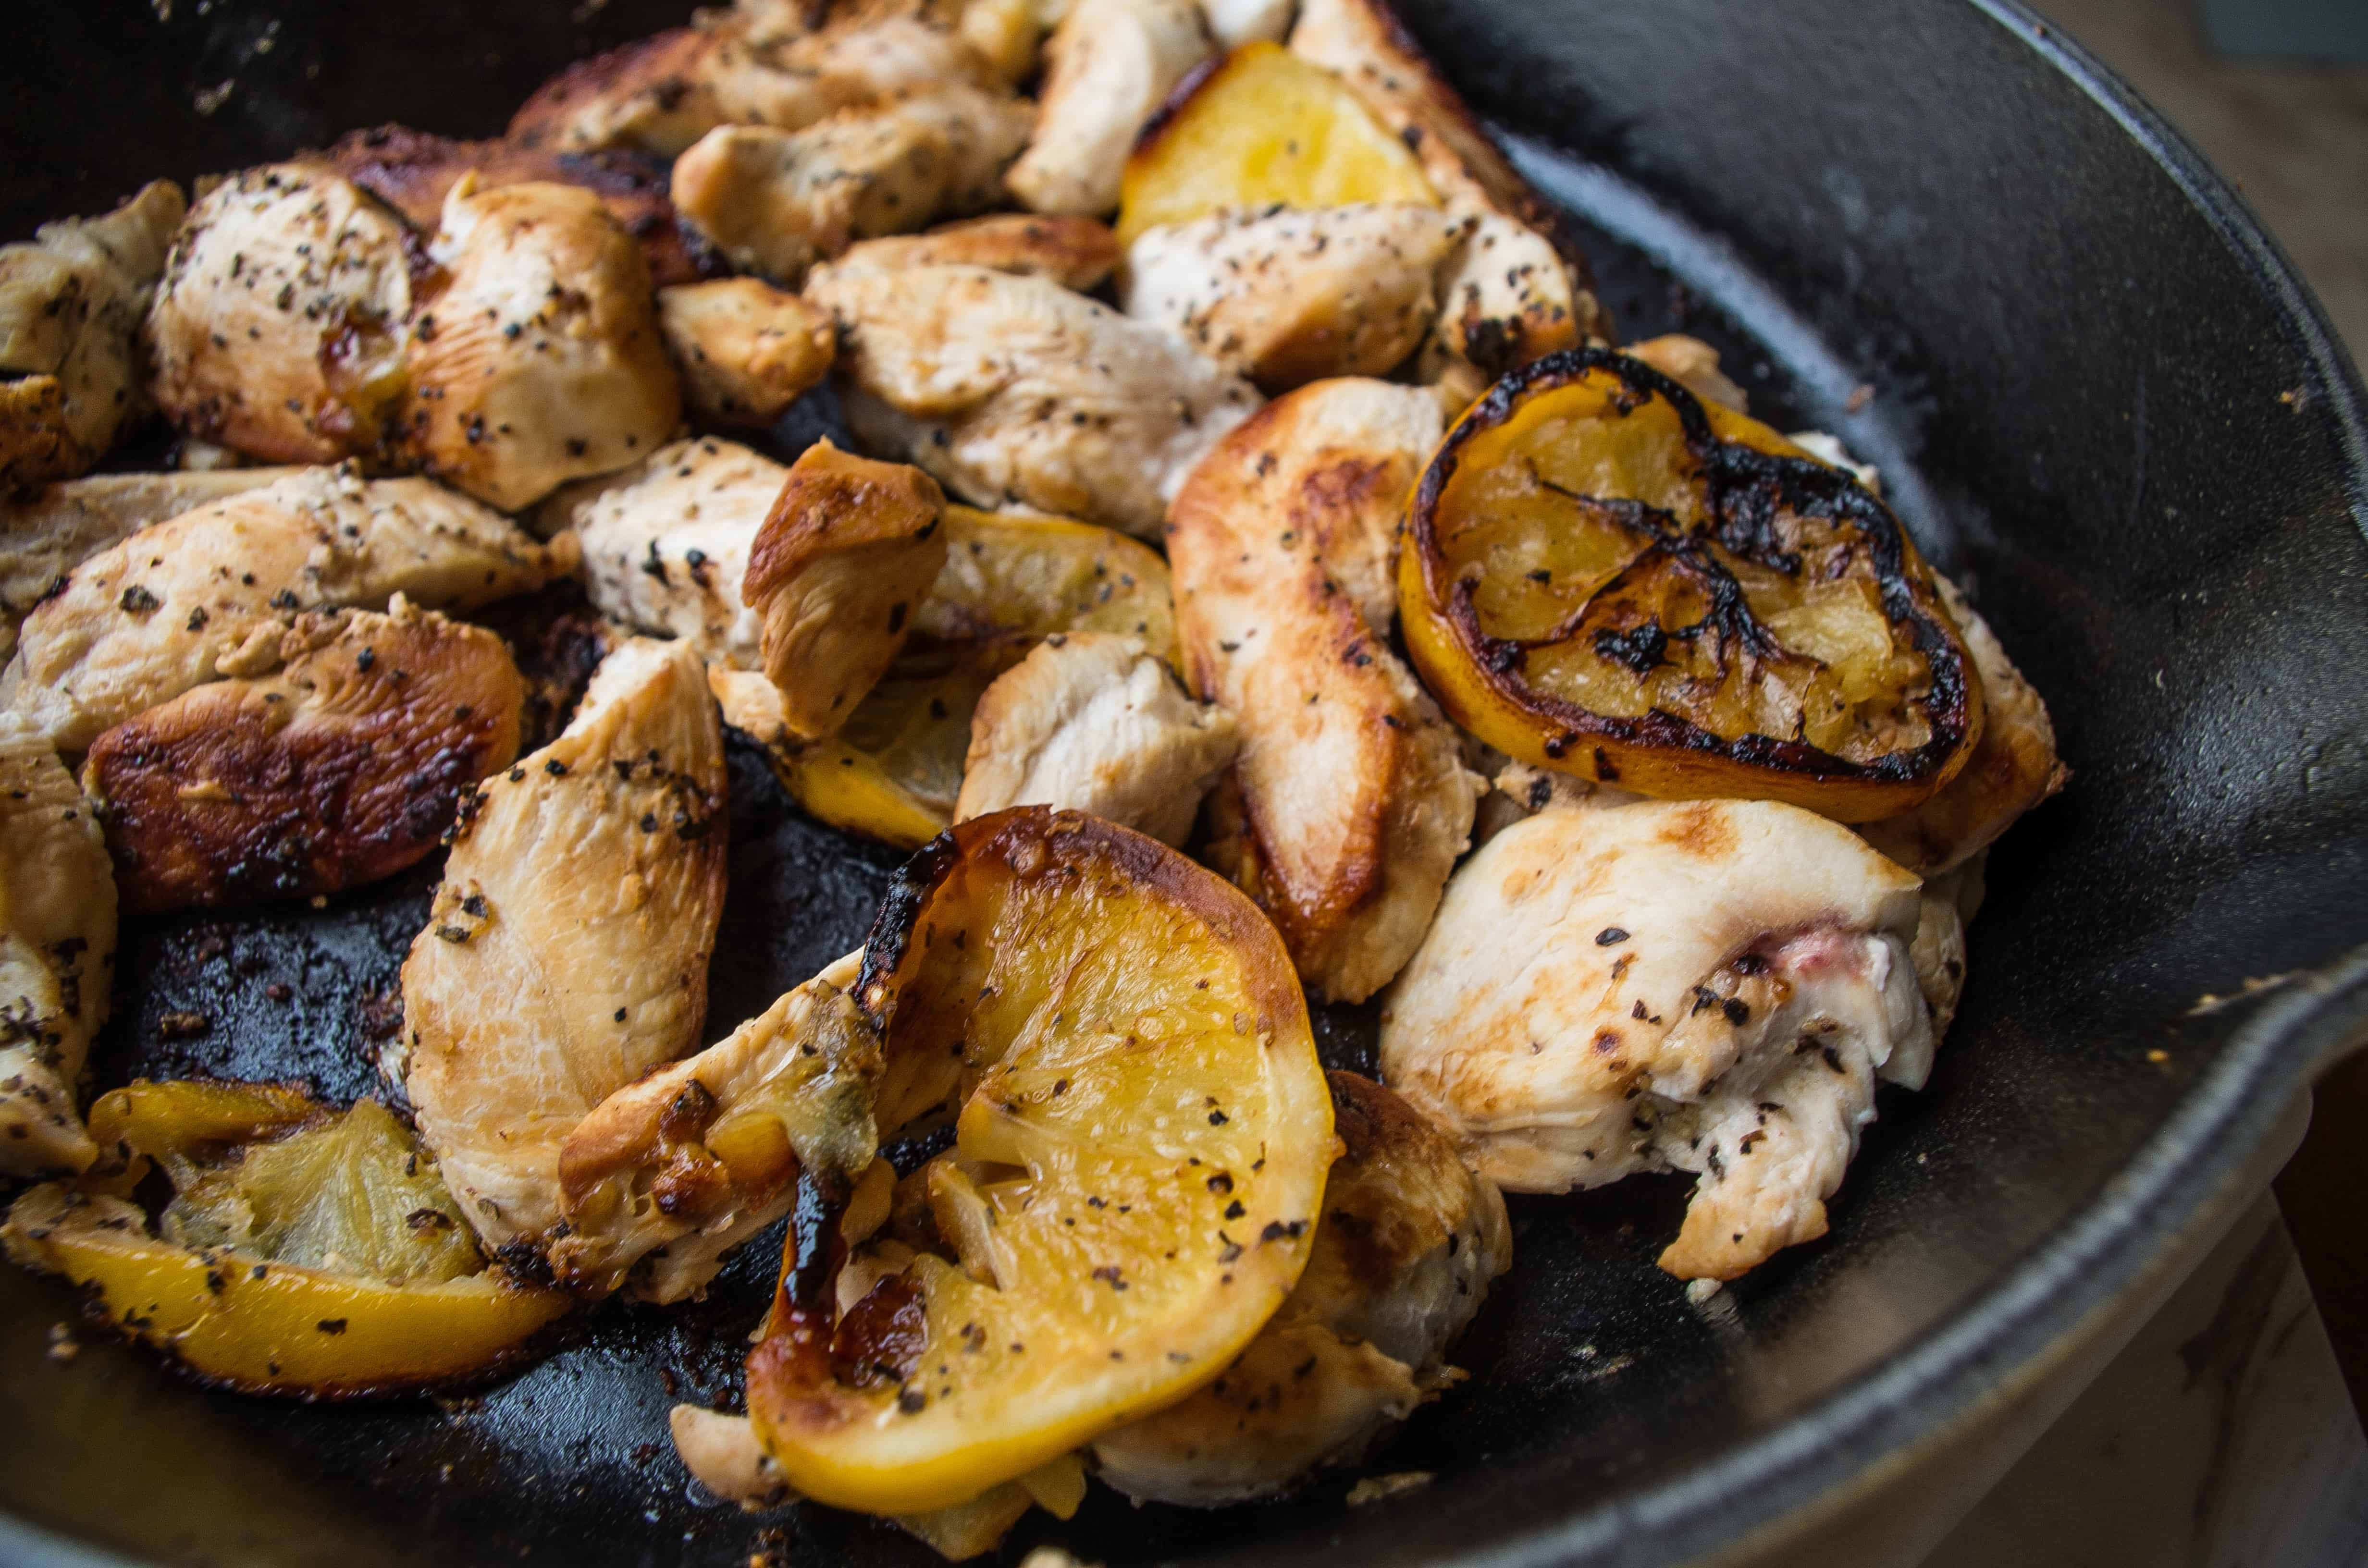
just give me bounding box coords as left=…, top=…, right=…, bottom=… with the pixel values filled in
left=657, top=279, right=838, bottom=426
left=82, top=600, right=525, bottom=912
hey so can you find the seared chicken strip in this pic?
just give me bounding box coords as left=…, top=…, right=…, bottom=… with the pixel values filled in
left=0, top=469, right=295, bottom=666
left=403, top=180, right=681, bottom=510
left=313, top=123, right=718, bottom=288
left=0, top=722, right=114, bottom=1176
left=553, top=952, right=882, bottom=1301
left=1121, top=204, right=1462, bottom=392
left=0, top=181, right=185, bottom=488
left=82, top=600, right=525, bottom=911
left=1093, top=1071, right=1509, bottom=1505
left=510, top=8, right=992, bottom=158
left=744, top=441, right=949, bottom=735
left=401, top=637, right=729, bottom=1257
left=146, top=165, right=414, bottom=465
left=672, top=88, right=1037, bottom=285
left=826, top=212, right=1122, bottom=290
left=1381, top=799, right=1943, bottom=1282
left=1005, top=0, right=1212, bottom=216
left=1, top=466, right=573, bottom=755
left=1862, top=575, right=2067, bottom=875
left=1168, top=378, right=1480, bottom=1003
left=811, top=264, right=1260, bottom=538
left=545, top=436, right=790, bottom=669
left=954, top=632, right=1238, bottom=845
left=657, top=280, right=838, bottom=427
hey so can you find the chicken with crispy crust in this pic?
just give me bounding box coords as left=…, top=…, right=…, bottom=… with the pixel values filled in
left=82, top=599, right=525, bottom=912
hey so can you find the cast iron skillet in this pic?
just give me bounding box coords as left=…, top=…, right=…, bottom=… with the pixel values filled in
left=3, top=1, right=2366, bottom=1564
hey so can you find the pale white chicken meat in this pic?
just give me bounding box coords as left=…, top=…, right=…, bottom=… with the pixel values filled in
left=1199, top=0, right=1295, bottom=49
left=0, top=468, right=295, bottom=666
left=551, top=952, right=882, bottom=1301
left=1166, top=377, right=1480, bottom=1003
left=0, top=721, right=114, bottom=1177
left=809, top=263, right=1259, bottom=539
left=1121, top=204, right=1463, bottom=392
left=825, top=212, right=1122, bottom=291
left=403, top=180, right=681, bottom=511
left=543, top=436, right=789, bottom=671
left=401, top=636, right=729, bottom=1258
left=1380, top=798, right=1949, bottom=1282
left=672, top=88, right=1038, bottom=285
left=953, top=631, right=1238, bottom=845
left=0, top=181, right=185, bottom=488
left=656, top=279, right=838, bottom=427
left=0, top=466, right=574, bottom=755
left=509, top=8, right=996, bottom=158
left=1092, top=1071, right=1509, bottom=1505
left=1005, top=0, right=1212, bottom=216
left=145, top=165, right=414, bottom=465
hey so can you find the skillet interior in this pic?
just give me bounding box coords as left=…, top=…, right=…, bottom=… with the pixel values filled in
left=3, top=1, right=2367, bottom=1564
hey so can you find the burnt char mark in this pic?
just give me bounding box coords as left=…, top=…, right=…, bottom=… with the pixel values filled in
left=86, top=615, right=525, bottom=913
left=828, top=1270, right=926, bottom=1390
left=856, top=830, right=964, bottom=1027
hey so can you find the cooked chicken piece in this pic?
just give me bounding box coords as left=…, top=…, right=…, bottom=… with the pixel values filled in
left=826, top=213, right=1121, bottom=290
left=1417, top=215, right=1588, bottom=403
left=401, top=637, right=729, bottom=1256
left=1121, top=204, right=1461, bottom=392
left=402, top=180, right=681, bottom=511
left=1287, top=0, right=1606, bottom=396
left=1005, top=0, right=1212, bottom=216
left=1168, top=378, right=1480, bottom=1003
left=553, top=952, right=881, bottom=1301
left=510, top=8, right=990, bottom=158
left=1911, top=856, right=1982, bottom=1045
left=1, top=466, right=574, bottom=754
left=1200, top=0, right=1295, bottom=48
left=811, top=264, right=1260, bottom=538
left=146, top=165, right=414, bottom=465
left=0, top=721, right=114, bottom=1177
left=1380, top=798, right=1944, bottom=1282
left=546, top=436, right=789, bottom=668
left=672, top=88, right=1037, bottom=285
left=0, top=182, right=185, bottom=489
left=0, top=469, right=295, bottom=666
left=1862, top=575, right=2067, bottom=875
left=1092, top=1071, right=1508, bottom=1505
left=312, top=123, right=718, bottom=288
left=82, top=600, right=524, bottom=912
left=657, top=280, right=837, bottom=426
left=1625, top=333, right=1749, bottom=413
left=745, top=441, right=949, bottom=735
left=953, top=632, right=1237, bottom=844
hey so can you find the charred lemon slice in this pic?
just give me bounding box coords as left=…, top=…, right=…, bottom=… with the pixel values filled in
left=3, top=1081, right=567, bottom=1396
left=1399, top=348, right=1983, bottom=821
left=1117, top=42, right=1438, bottom=245
left=745, top=808, right=1332, bottom=1513
left=758, top=508, right=1181, bottom=850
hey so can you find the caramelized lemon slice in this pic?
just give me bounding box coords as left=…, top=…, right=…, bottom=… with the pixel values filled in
left=745, top=808, right=1332, bottom=1513
left=1398, top=348, right=1983, bottom=821
left=920, top=506, right=1179, bottom=668
left=5, top=1082, right=567, bottom=1395
left=1117, top=42, right=1438, bottom=245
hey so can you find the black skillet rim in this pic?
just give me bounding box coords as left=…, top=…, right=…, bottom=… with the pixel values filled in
left=3, top=2, right=2367, bottom=1564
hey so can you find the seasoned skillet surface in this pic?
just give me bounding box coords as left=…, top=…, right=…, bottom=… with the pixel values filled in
left=4, top=1, right=2367, bottom=1565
